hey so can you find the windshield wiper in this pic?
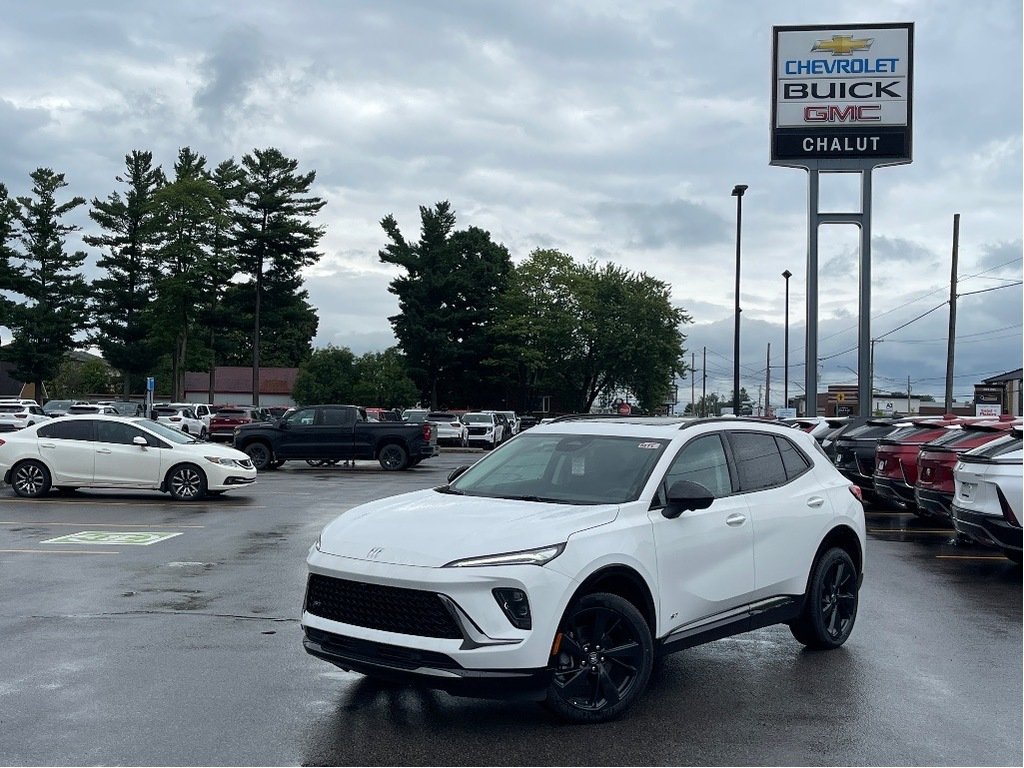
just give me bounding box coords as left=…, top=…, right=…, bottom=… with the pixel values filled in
left=436, top=485, right=464, bottom=495
left=505, top=494, right=564, bottom=503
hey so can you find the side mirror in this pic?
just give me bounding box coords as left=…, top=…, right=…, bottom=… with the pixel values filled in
left=662, top=479, right=715, bottom=519
left=133, top=436, right=148, bottom=447
left=447, top=465, right=470, bottom=484
left=278, top=420, right=289, bottom=429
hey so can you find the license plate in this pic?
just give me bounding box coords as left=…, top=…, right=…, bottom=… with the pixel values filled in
left=960, top=482, right=976, bottom=500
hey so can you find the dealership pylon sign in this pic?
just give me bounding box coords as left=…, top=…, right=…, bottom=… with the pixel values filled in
left=771, top=23, right=913, bottom=168
left=770, top=22, right=913, bottom=416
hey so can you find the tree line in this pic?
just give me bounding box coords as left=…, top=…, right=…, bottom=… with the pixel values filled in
left=1, top=158, right=691, bottom=414
left=0, top=147, right=325, bottom=401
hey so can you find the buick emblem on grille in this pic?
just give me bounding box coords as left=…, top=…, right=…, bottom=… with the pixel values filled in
left=366, top=546, right=384, bottom=559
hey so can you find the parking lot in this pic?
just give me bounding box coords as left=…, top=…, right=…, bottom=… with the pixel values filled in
left=0, top=450, right=1020, bottom=766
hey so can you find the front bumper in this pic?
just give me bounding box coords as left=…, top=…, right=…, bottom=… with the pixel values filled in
left=952, top=505, right=1022, bottom=553
left=302, top=548, right=573, bottom=696
left=303, top=626, right=549, bottom=700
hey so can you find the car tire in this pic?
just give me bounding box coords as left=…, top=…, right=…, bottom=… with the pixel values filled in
left=244, top=442, right=273, bottom=471
left=199, top=427, right=208, bottom=441
left=166, top=464, right=207, bottom=501
left=11, top=460, right=51, bottom=498
left=789, top=547, right=859, bottom=650
left=542, top=592, right=654, bottom=724
left=378, top=443, right=408, bottom=471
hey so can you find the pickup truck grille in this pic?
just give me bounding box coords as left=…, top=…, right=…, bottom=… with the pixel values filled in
left=467, top=426, right=490, bottom=436
left=304, top=574, right=462, bottom=639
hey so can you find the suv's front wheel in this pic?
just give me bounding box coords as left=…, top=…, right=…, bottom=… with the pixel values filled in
left=543, top=592, right=653, bottom=723
left=790, top=547, right=859, bottom=649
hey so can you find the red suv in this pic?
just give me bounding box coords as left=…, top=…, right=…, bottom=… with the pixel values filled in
left=915, top=417, right=1021, bottom=520
left=208, top=406, right=269, bottom=442
left=872, top=415, right=969, bottom=510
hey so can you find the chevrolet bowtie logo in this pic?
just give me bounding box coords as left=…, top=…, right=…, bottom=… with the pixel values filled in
left=812, top=35, right=874, bottom=56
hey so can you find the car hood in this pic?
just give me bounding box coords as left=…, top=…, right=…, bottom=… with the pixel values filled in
left=179, top=441, right=250, bottom=462
left=317, top=488, right=618, bottom=567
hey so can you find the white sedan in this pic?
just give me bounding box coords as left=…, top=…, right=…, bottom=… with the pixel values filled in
left=0, top=415, right=255, bottom=500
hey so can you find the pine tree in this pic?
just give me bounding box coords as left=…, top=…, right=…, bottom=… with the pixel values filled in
left=84, top=150, right=165, bottom=397
left=2, top=169, right=90, bottom=399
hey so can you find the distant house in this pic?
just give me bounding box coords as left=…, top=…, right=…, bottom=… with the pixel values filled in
left=183, top=367, right=299, bottom=407
left=0, top=362, right=26, bottom=398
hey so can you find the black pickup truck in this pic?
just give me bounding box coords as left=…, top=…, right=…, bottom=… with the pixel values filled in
left=232, top=404, right=438, bottom=471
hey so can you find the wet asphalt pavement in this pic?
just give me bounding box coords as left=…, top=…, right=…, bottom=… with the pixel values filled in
left=0, top=451, right=1020, bottom=766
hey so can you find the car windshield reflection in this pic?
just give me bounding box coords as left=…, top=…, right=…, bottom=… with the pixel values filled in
left=448, top=433, right=668, bottom=505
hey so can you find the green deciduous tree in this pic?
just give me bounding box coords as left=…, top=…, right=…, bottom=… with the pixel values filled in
left=234, top=147, right=326, bottom=404
left=292, top=345, right=355, bottom=406
left=351, top=347, right=420, bottom=408
left=1, top=168, right=90, bottom=398
left=47, top=355, right=119, bottom=399
left=85, top=150, right=165, bottom=397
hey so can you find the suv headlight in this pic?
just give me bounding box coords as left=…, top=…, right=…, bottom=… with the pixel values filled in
left=443, top=543, right=565, bottom=568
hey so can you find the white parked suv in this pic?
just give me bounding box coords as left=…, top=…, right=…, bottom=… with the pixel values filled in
left=302, top=416, right=866, bottom=722
left=0, top=401, right=50, bottom=433
left=952, top=426, right=1022, bottom=563
left=462, top=412, right=504, bottom=449
left=152, top=406, right=207, bottom=439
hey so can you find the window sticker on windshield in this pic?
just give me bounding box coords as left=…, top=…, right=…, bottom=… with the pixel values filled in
left=637, top=442, right=661, bottom=449
left=572, top=457, right=586, bottom=475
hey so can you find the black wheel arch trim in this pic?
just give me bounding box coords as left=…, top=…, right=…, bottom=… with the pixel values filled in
left=567, top=564, right=658, bottom=636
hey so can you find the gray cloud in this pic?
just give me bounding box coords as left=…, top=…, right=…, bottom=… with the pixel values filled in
left=591, top=199, right=728, bottom=250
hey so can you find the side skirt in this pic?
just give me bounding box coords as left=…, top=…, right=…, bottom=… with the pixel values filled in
left=656, top=597, right=804, bottom=657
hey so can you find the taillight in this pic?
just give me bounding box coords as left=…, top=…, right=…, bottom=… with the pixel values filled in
left=15, top=412, right=26, bottom=418
left=0, top=438, right=5, bottom=447
left=170, top=417, right=181, bottom=422
left=422, top=423, right=432, bottom=442
left=849, top=485, right=863, bottom=501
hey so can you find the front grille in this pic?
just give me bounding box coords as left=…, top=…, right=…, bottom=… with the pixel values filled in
left=467, top=426, right=489, bottom=436
left=305, top=574, right=462, bottom=639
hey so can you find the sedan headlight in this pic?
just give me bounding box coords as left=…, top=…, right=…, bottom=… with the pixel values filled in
left=205, top=455, right=243, bottom=467
left=443, top=543, right=565, bottom=568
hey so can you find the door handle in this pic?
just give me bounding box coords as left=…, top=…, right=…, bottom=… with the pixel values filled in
left=807, top=497, right=825, bottom=508
left=97, top=448, right=112, bottom=455
left=40, top=443, right=56, bottom=449
left=726, top=512, right=746, bottom=527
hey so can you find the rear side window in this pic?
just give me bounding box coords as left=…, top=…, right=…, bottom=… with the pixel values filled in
left=776, top=436, right=811, bottom=479
left=320, top=408, right=355, bottom=427
left=728, top=432, right=788, bottom=492
left=38, top=420, right=95, bottom=441
left=966, top=434, right=1023, bottom=461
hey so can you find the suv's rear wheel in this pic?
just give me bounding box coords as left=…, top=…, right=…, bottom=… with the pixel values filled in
left=790, top=547, right=859, bottom=649
left=378, top=443, right=408, bottom=471
left=543, top=592, right=653, bottom=723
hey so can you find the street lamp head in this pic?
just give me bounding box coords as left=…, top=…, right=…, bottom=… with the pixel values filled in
left=782, top=269, right=792, bottom=280
left=731, top=184, right=748, bottom=197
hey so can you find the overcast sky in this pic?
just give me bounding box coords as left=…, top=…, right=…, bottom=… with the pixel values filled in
left=0, top=0, right=1020, bottom=407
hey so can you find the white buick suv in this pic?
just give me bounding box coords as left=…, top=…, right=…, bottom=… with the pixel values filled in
left=302, top=416, right=866, bottom=722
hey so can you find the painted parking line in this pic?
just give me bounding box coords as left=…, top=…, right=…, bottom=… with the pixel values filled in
left=42, top=531, right=183, bottom=546
left=935, top=555, right=1011, bottom=561
left=0, top=549, right=120, bottom=555
left=0, top=521, right=205, bottom=529
left=1, top=499, right=263, bottom=508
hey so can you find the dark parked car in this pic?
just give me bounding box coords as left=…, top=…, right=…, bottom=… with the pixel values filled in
left=832, top=417, right=906, bottom=503
left=915, top=417, right=1021, bottom=519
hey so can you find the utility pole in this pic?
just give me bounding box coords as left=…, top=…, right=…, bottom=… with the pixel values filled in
left=701, top=347, right=707, bottom=417
left=945, top=213, right=960, bottom=413
left=765, top=343, right=771, bottom=417
left=691, top=352, right=696, bottom=416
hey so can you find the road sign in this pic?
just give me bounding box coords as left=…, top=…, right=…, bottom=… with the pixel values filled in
left=146, top=377, right=155, bottom=392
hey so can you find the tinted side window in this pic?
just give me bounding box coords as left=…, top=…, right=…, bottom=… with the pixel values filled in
left=662, top=434, right=732, bottom=499
left=96, top=421, right=152, bottom=446
left=288, top=408, right=317, bottom=426
left=776, top=436, right=811, bottom=479
left=320, top=408, right=355, bottom=427
left=37, top=420, right=95, bottom=441
left=729, top=432, right=788, bottom=492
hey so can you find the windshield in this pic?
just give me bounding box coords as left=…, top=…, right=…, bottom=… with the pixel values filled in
left=448, top=433, right=670, bottom=505
left=0, top=405, right=24, bottom=413
left=404, top=411, right=428, bottom=422
left=44, top=400, right=72, bottom=411
left=463, top=414, right=493, bottom=424
left=131, top=418, right=198, bottom=444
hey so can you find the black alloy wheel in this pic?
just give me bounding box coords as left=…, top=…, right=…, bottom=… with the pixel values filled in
left=378, top=443, right=408, bottom=471
left=167, top=464, right=207, bottom=501
left=790, top=547, right=859, bottom=649
left=544, top=593, right=653, bottom=723
left=245, top=442, right=273, bottom=470
left=11, top=460, right=51, bottom=498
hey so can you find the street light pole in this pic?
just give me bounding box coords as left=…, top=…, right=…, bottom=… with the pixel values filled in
left=782, top=269, right=792, bottom=410
left=732, top=184, right=747, bottom=415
